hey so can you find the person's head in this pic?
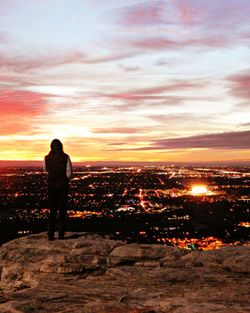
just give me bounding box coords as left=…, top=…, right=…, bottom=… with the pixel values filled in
left=50, top=139, right=63, bottom=154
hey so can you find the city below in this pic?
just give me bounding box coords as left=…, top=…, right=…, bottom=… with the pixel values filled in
left=0, top=164, right=249, bottom=250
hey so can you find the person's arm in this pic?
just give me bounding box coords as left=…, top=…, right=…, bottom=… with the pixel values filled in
left=43, top=157, right=47, bottom=172
left=66, top=156, right=73, bottom=179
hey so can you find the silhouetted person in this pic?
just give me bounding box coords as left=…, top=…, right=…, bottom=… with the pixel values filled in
left=43, top=139, right=73, bottom=240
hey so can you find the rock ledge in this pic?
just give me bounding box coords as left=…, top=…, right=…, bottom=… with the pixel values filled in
left=0, top=232, right=249, bottom=313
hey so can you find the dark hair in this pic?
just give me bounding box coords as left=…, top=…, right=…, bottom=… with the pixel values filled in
left=50, top=139, right=63, bottom=154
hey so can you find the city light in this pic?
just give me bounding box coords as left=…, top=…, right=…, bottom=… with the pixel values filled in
left=0, top=164, right=249, bottom=248
left=239, top=222, right=250, bottom=228
left=191, top=185, right=208, bottom=196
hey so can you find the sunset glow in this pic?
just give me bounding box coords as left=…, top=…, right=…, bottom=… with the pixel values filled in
left=0, top=0, right=250, bottom=163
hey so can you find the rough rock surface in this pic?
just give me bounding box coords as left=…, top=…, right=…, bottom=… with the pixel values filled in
left=0, top=232, right=249, bottom=313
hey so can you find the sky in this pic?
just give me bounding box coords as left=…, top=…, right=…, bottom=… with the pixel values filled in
left=0, top=0, right=250, bottom=163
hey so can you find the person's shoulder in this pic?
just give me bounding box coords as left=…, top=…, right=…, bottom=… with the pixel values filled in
left=63, top=152, right=70, bottom=159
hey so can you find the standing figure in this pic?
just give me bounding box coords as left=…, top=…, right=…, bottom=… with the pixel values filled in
left=43, top=139, right=73, bottom=240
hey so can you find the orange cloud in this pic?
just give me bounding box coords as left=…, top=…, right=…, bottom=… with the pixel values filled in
left=0, top=89, right=50, bottom=135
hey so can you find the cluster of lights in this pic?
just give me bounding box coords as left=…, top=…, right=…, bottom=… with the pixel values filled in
left=157, top=236, right=228, bottom=250
left=191, top=185, right=208, bottom=196
left=238, top=222, right=250, bottom=228
left=190, top=184, right=217, bottom=197
left=68, top=210, right=102, bottom=218
left=39, top=208, right=102, bottom=219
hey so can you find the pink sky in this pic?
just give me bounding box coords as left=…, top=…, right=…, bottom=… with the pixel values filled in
left=0, top=0, right=250, bottom=163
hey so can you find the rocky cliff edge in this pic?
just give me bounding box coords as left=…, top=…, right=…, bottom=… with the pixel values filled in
left=0, top=232, right=249, bottom=313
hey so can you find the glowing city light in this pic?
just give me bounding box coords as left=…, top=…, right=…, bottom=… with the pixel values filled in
left=239, top=222, right=250, bottom=228
left=191, top=185, right=208, bottom=195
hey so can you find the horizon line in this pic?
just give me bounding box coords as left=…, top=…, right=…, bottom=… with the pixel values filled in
left=0, top=159, right=250, bottom=166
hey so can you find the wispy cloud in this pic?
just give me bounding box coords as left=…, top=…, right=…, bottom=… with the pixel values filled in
left=98, top=81, right=203, bottom=100
left=129, top=35, right=231, bottom=51
left=118, top=1, right=165, bottom=26
left=147, top=113, right=212, bottom=125
left=107, top=142, right=127, bottom=146
left=96, top=81, right=217, bottom=112
left=0, top=50, right=135, bottom=73
left=92, top=127, right=146, bottom=134
left=119, top=65, right=140, bottom=72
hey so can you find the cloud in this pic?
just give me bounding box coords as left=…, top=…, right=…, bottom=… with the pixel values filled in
left=0, top=89, right=50, bottom=115
left=115, top=0, right=249, bottom=51
left=155, top=58, right=171, bottom=66
left=239, top=122, right=250, bottom=127
left=0, top=50, right=135, bottom=73
left=119, top=65, right=140, bottom=72
left=130, top=37, right=178, bottom=50
left=112, top=130, right=250, bottom=151
left=147, top=111, right=222, bottom=125
left=0, top=49, right=137, bottom=93
left=228, top=71, right=250, bottom=100
left=177, top=0, right=250, bottom=49
left=102, top=96, right=184, bottom=112
left=98, top=81, right=202, bottom=100
left=0, top=89, right=50, bottom=135
left=92, top=127, right=146, bottom=134
left=107, top=142, right=127, bottom=146
left=118, top=1, right=165, bottom=26
left=129, top=35, right=231, bottom=51
left=89, top=52, right=135, bottom=64
left=96, top=81, right=217, bottom=111
left=118, top=0, right=250, bottom=31
left=0, top=52, right=87, bottom=72
left=147, top=113, right=204, bottom=124
left=155, top=131, right=250, bottom=149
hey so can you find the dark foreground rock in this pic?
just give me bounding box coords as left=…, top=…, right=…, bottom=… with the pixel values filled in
left=0, top=232, right=249, bottom=313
